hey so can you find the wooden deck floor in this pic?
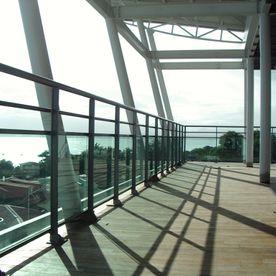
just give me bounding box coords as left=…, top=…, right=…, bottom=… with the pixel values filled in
left=1, top=163, right=276, bottom=275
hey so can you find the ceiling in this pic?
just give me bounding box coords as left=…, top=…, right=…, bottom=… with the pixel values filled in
left=87, top=0, right=276, bottom=69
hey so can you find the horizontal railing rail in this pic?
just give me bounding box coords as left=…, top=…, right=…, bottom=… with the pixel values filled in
left=1, top=62, right=275, bottom=255
left=184, top=125, right=276, bottom=163
left=0, top=63, right=184, bottom=254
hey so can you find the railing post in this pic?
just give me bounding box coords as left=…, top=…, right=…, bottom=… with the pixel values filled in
left=50, top=88, right=65, bottom=245
left=171, top=123, right=175, bottom=170
left=113, top=106, right=122, bottom=206
left=144, top=115, right=150, bottom=186
left=184, top=126, right=187, bottom=163
left=161, top=119, right=165, bottom=176
left=83, top=98, right=98, bottom=222
left=216, top=126, right=218, bottom=162
left=180, top=125, right=184, bottom=164
left=174, top=123, right=177, bottom=167
left=167, top=121, right=170, bottom=173
left=177, top=124, right=180, bottom=165
left=132, top=111, right=138, bottom=195
left=154, top=117, right=159, bottom=177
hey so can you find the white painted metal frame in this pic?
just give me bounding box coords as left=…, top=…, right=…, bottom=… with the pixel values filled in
left=148, top=30, right=174, bottom=120
left=86, top=0, right=272, bottom=182
left=137, top=20, right=166, bottom=118
left=259, top=11, right=271, bottom=183
left=19, top=0, right=82, bottom=243
left=245, top=57, right=254, bottom=167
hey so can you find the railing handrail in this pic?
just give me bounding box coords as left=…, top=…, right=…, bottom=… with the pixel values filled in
left=0, top=63, right=175, bottom=124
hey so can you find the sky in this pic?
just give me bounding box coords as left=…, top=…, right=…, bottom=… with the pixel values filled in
left=0, top=0, right=275, bottom=129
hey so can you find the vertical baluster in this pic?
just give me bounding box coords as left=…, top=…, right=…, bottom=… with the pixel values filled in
left=50, top=88, right=65, bottom=245
left=145, top=115, right=149, bottom=186
left=132, top=111, right=138, bottom=195
left=85, top=98, right=98, bottom=221
left=113, top=106, right=122, bottom=206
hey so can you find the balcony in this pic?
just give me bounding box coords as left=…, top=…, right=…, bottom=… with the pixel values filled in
left=1, top=162, right=276, bottom=275
left=0, top=64, right=276, bottom=275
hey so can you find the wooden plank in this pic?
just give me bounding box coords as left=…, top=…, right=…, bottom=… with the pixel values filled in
left=1, top=163, right=276, bottom=275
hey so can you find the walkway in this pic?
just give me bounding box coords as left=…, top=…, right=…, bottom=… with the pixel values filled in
left=1, top=163, right=276, bottom=275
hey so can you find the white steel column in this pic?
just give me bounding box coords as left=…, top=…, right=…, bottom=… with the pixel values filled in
left=244, top=64, right=248, bottom=129
left=259, top=11, right=271, bottom=183
left=137, top=20, right=166, bottom=118
left=19, top=0, right=82, bottom=217
left=246, top=57, right=254, bottom=167
left=105, top=18, right=135, bottom=123
left=243, top=64, right=248, bottom=163
left=147, top=30, right=174, bottom=120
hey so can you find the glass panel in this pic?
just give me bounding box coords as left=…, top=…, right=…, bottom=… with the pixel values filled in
left=94, top=135, right=114, bottom=205
left=95, top=120, right=114, bottom=134
left=0, top=107, right=50, bottom=131
left=136, top=136, right=145, bottom=183
left=157, top=136, right=162, bottom=172
left=118, top=136, right=132, bottom=192
left=272, top=128, right=276, bottom=163
left=61, top=115, right=88, bottom=133
left=148, top=126, right=155, bottom=136
left=186, top=137, right=217, bottom=161
left=217, top=131, right=244, bottom=162
left=120, top=123, right=132, bottom=135
left=67, top=136, right=88, bottom=210
left=0, top=134, right=50, bottom=254
left=119, top=108, right=128, bottom=123
left=148, top=116, right=155, bottom=127
left=57, top=135, right=88, bottom=220
left=59, top=90, right=89, bottom=116
left=95, top=101, right=115, bottom=121
left=186, top=126, right=216, bottom=138
left=137, top=113, right=145, bottom=126
left=0, top=73, right=50, bottom=108
left=148, top=136, right=155, bottom=176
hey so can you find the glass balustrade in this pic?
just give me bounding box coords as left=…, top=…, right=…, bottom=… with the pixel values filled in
left=0, top=63, right=275, bottom=255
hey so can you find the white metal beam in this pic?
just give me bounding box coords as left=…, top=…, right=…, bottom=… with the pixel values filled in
left=105, top=18, right=136, bottom=122
left=116, top=21, right=150, bottom=58
left=259, top=11, right=271, bottom=184
left=148, top=30, right=174, bottom=120
left=86, top=0, right=113, bottom=18
left=160, top=61, right=243, bottom=70
left=137, top=20, right=166, bottom=118
left=244, top=15, right=259, bottom=56
left=86, top=1, right=149, bottom=58
left=19, top=0, right=82, bottom=220
left=114, top=2, right=258, bottom=19
left=245, top=57, right=254, bottom=167
left=151, top=49, right=245, bottom=60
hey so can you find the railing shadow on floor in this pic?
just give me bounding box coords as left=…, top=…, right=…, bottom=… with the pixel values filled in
left=4, top=245, right=54, bottom=275
left=270, top=177, right=276, bottom=194
left=92, top=164, right=207, bottom=276
left=55, top=221, right=114, bottom=276
left=3, top=163, right=276, bottom=275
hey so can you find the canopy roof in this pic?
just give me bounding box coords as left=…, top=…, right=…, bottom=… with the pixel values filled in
left=87, top=0, right=276, bottom=69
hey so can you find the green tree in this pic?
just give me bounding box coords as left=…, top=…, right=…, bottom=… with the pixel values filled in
left=253, top=130, right=260, bottom=163
left=253, top=130, right=276, bottom=163
left=38, top=150, right=50, bottom=177
left=272, top=133, right=276, bottom=163
left=217, top=131, right=243, bottom=161
left=0, top=159, right=14, bottom=178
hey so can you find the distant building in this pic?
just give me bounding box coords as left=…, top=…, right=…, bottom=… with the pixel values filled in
left=19, top=162, right=40, bottom=179
left=0, top=204, right=46, bottom=231
left=0, top=178, right=48, bottom=207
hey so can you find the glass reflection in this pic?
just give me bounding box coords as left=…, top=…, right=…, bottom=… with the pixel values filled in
left=0, top=134, right=50, bottom=253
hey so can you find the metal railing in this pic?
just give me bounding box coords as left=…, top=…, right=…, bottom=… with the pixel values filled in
left=1, top=63, right=275, bottom=255
left=0, top=63, right=184, bottom=254
left=185, top=125, right=276, bottom=163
